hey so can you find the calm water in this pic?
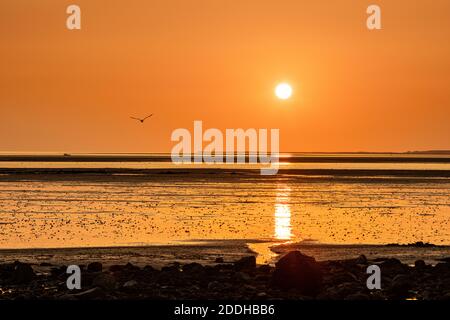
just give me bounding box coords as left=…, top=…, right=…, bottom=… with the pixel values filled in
left=0, top=153, right=449, bottom=260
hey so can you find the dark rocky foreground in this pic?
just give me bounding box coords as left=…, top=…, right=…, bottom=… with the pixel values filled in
left=1, top=251, right=450, bottom=300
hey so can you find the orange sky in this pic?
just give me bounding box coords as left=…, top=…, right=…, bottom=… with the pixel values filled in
left=1, top=0, right=449, bottom=153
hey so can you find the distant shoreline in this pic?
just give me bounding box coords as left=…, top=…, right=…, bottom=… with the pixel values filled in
left=2, top=150, right=450, bottom=156
left=1, top=152, right=450, bottom=163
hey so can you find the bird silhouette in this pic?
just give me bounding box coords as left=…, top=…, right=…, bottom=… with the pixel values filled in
left=130, top=114, right=153, bottom=123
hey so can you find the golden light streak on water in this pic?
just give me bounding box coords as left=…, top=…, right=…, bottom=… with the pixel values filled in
left=274, top=186, right=293, bottom=241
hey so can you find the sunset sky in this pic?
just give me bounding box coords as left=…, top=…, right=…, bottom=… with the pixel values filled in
left=1, top=0, right=449, bottom=153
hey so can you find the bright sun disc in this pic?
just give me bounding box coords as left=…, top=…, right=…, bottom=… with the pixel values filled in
left=275, top=83, right=292, bottom=100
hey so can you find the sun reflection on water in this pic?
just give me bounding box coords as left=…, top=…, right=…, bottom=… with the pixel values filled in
left=274, top=186, right=293, bottom=241
left=249, top=185, right=294, bottom=265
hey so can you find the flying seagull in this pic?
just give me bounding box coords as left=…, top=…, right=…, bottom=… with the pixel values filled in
left=130, top=114, right=153, bottom=123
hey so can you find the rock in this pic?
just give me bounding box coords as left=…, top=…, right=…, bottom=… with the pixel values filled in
left=71, top=287, right=105, bottom=299
left=109, top=265, right=123, bottom=273
left=414, top=260, right=426, bottom=269
left=243, top=284, right=257, bottom=292
left=81, top=272, right=97, bottom=287
left=355, top=255, right=368, bottom=265
left=345, top=293, right=370, bottom=300
left=11, top=262, right=36, bottom=284
left=58, top=293, right=77, bottom=301
left=214, top=263, right=233, bottom=272
left=39, top=262, right=53, bottom=267
left=161, top=265, right=181, bottom=273
left=143, top=265, right=156, bottom=273
left=124, top=262, right=141, bottom=272
left=182, top=262, right=204, bottom=273
left=235, top=272, right=252, bottom=282
left=420, top=290, right=434, bottom=300
left=170, top=262, right=181, bottom=269
left=234, top=256, right=256, bottom=271
left=255, top=274, right=271, bottom=282
left=191, top=285, right=201, bottom=292
left=257, top=264, right=272, bottom=274
left=156, top=269, right=180, bottom=284
left=433, top=262, right=450, bottom=275
left=204, top=265, right=219, bottom=276
left=257, top=292, right=268, bottom=298
left=331, top=282, right=362, bottom=297
left=441, top=292, right=450, bottom=301
left=215, top=257, right=224, bottom=263
left=109, top=263, right=141, bottom=274
left=379, top=258, right=408, bottom=275
left=330, top=271, right=359, bottom=285
left=123, top=280, right=138, bottom=288
left=441, top=278, right=450, bottom=291
left=389, top=274, right=412, bottom=297
left=93, top=273, right=117, bottom=290
left=207, top=281, right=222, bottom=291
left=87, top=262, right=103, bottom=273
left=271, top=251, right=323, bottom=296
left=50, top=266, right=66, bottom=277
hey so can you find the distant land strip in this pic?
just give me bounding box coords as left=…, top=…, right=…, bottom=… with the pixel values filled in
left=1, top=155, right=450, bottom=163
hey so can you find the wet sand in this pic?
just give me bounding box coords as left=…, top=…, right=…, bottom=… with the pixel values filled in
left=0, top=154, right=449, bottom=267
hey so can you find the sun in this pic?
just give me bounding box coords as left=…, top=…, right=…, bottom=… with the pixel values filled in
left=275, top=83, right=292, bottom=100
